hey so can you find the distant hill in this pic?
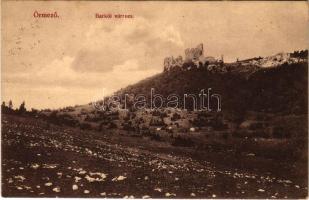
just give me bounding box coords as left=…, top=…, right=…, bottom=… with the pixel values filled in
left=105, top=47, right=308, bottom=116
left=32, top=49, right=307, bottom=131
left=113, top=60, right=307, bottom=114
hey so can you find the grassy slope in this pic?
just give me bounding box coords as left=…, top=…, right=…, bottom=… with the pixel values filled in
left=112, top=62, right=307, bottom=114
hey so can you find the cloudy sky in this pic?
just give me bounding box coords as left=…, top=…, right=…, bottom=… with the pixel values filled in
left=2, top=1, right=308, bottom=109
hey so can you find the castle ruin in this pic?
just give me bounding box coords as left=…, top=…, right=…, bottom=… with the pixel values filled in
left=163, top=43, right=222, bottom=72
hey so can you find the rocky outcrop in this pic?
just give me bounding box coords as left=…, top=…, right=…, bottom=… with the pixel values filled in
left=259, top=53, right=301, bottom=68
left=184, top=43, right=204, bottom=62
left=200, top=56, right=217, bottom=65
left=163, top=44, right=307, bottom=73
left=164, top=56, right=183, bottom=72
left=239, top=52, right=308, bottom=68
left=163, top=43, right=222, bottom=72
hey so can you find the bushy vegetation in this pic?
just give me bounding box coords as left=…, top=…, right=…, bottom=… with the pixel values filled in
left=290, top=50, right=308, bottom=59
left=2, top=100, right=31, bottom=116
left=172, top=136, right=194, bottom=147
left=171, top=113, right=181, bottom=121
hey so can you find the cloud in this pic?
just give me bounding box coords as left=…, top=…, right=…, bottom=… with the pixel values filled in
left=4, top=55, right=160, bottom=109
left=112, top=59, right=139, bottom=71
left=71, top=17, right=184, bottom=73
left=158, top=26, right=184, bottom=47
left=71, top=49, right=124, bottom=73
left=37, top=56, right=75, bottom=79
left=5, top=56, right=159, bottom=93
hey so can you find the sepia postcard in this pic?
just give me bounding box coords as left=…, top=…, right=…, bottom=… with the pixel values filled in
left=1, top=1, right=308, bottom=199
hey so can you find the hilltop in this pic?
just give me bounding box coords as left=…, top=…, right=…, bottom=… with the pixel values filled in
left=31, top=46, right=308, bottom=131
left=163, top=43, right=307, bottom=73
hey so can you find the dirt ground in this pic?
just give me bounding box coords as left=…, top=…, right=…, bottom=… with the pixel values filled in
left=1, top=114, right=308, bottom=198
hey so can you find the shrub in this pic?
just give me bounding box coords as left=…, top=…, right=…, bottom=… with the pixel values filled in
left=150, top=133, right=161, bottom=141
left=109, top=122, right=117, bottom=129
left=191, top=117, right=208, bottom=127
left=122, top=121, right=135, bottom=131
left=18, top=101, right=26, bottom=114
left=222, top=132, right=229, bottom=140
left=59, top=114, right=78, bottom=127
left=248, top=122, right=264, bottom=130
left=172, top=136, right=194, bottom=147
left=80, top=123, right=92, bottom=130
left=48, top=111, right=61, bottom=125
left=233, top=130, right=252, bottom=138
left=149, top=118, right=165, bottom=126
left=273, top=126, right=291, bottom=138
left=171, top=113, right=181, bottom=121
left=252, top=130, right=271, bottom=138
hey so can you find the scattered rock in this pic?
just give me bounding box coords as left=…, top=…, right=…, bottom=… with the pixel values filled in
left=52, top=187, right=61, bottom=193
left=112, top=175, right=127, bottom=181
left=44, top=182, right=53, bottom=187
left=74, top=176, right=81, bottom=182
left=42, top=164, right=58, bottom=169
left=30, top=163, right=40, bottom=169
left=72, top=184, right=78, bottom=190
left=79, top=170, right=87, bottom=175
left=154, top=188, right=162, bottom=192
left=14, top=175, right=25, bottom=182
left=85, top=172, right=107, bottom=182
left=165, top=192, right=176, bottom=197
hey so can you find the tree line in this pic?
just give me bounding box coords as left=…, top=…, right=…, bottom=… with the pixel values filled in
left=1, top=100, right=38, bottom=116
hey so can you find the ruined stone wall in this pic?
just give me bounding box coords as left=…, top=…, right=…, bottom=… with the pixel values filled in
left=163, top=43, right=220, bottom=72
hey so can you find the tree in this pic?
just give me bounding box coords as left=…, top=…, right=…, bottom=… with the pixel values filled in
left=18, top=101, right=26, bottom=114
left=31, top=108, right=39, bottom=116
left=2, top=101, right=13, bottom=114
left=1, top=101, right=7, bottom=113
left=8, top=100, right=13, bottom=109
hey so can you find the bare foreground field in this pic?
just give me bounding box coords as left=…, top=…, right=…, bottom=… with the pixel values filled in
left=2, top=114, right=308, bottom=198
